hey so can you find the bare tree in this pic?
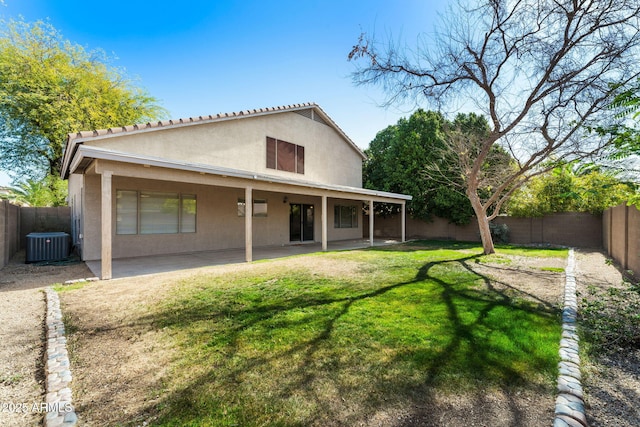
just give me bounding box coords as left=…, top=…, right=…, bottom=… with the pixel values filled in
left=349, top=0, right=640, bottom=254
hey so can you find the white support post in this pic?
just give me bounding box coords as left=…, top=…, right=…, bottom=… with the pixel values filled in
left=245, top=186, right=253, bottom=262
left=369, top=199, right=374, bottom=247
left=322, top=195, right=328, bottom=251
left=401, top=201, right=406, bottom=243
left=101, top=171, right=113, bottom=280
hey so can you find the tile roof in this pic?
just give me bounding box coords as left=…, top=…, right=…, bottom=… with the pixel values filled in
left=61, top=102, right=366, bottom=179
left=67, top=102, right=358, bottom=149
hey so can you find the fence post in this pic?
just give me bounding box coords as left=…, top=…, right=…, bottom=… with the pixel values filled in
left=624, top=204, right=629, bottom=270
left=609, top=207, right=613, bottom=256
left=2, top=200, right=7, bottom=268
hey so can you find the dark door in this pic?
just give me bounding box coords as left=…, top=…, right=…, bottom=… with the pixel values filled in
left=290, top=203, right=314, bottom=242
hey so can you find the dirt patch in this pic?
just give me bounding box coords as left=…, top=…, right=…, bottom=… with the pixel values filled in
left=0, top=252, right=93, bottom=427
left=574, top=250, right=640, bottom=426
left=469, top=255, right=566, bottom=310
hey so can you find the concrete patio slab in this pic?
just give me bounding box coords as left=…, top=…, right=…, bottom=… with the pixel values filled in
left=86, top=239, right=401, bottom=280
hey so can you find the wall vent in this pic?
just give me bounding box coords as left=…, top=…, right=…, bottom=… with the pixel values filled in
left=294, top=108, right=329, bottom=126
left=312, top=111, right=328, bottom=126
left=294, top=109, right=313, bottom=120
left=26, top=232, right=70, bottom=263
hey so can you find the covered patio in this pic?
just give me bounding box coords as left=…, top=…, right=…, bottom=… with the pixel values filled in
left=86, top=238, right=403, bottom=280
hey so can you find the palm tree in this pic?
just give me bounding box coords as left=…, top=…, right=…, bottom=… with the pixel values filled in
left=1, top=176, right=67, bottom=207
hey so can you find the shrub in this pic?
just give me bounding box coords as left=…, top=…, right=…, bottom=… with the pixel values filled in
left=490, top=222, right=510, bottom=243
left=579, top=281, right=640, bottom=353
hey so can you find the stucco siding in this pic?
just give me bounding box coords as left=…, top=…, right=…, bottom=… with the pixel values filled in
left=78, top=173, right=366, bottom=261
left=67, top=174, right=83, bottom=254
left=84, top=112, right=363, bottom=187
left=82, top=174, right=102, bottom=260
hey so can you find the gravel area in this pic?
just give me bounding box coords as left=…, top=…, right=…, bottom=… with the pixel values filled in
left=575, top=250, right=640, bottom=426
left=0, top=253, right=93, bottom=427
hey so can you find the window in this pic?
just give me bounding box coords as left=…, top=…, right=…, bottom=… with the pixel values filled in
left=181, top=194, right=197, bottom=233
left=116, top=190, right=138, bottom=235
left=141, top=191, right=179, bottom=234
left=237, top=198, right=268, bottom=217
left=116, top=190, right=197, bottom=235
left=266, top=137, right=304, bottom=174
left=237, top=198, right=246, bottom=217
left=253, top=199, right=268, bottom=217
left=334, top=205, right=358, bottom=228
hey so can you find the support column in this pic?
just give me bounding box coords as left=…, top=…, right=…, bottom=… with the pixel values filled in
left=322, top=195, right=328, bottom=251
left=401, top=201, right=406, bottom=243
left=245, top=186, right=253, bottom=262
left=369, top=199, right=374, bottom=247
left=101, top=171, right=113, bottom=280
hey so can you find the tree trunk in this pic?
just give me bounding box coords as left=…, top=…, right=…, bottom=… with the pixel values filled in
left=468, top=188, right=495, bottom=255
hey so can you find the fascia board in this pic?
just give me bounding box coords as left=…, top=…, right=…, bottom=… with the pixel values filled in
left=73, top=145, right=411, bottom=202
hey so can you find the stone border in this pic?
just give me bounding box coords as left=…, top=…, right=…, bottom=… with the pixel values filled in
left=554, top=249, right=587, bottom=427
left=44, top=287, right=78, bottom=427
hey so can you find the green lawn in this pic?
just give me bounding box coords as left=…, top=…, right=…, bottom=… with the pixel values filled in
left=147, top=241, right=565, bottom=426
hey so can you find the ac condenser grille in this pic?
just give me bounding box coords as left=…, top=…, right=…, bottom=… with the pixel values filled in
left=26, top=232, right=70, bottom=263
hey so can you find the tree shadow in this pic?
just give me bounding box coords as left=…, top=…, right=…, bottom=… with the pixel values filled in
left=83, top=248, right=562, bottom=426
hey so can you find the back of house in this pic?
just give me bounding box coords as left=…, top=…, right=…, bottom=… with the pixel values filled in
left=61, top=103, right=410, bottom=279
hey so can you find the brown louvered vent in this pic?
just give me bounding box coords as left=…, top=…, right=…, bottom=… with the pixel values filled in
left=294, top=109, right=313, bottom=120
left=312, top=111, right=328, bottom=126
left=294, top=108, right=328, bottom=126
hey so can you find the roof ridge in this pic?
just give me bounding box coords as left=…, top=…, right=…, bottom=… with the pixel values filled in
left=66, top=102, right=319, bottom=141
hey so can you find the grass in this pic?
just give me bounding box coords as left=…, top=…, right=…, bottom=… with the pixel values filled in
left=0, top=372, right=24, bottom=386
left=143, top=241, right=564, bottom=426
left=540, top=267, right=565, bottom=273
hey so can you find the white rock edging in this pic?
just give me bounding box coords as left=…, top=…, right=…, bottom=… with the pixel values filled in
left=44, top=287, right=78, bottom=427
left=553, top=249, right=588, bottom=427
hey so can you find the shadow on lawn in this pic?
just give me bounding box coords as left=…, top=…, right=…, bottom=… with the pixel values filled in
left=132, top=249, right=561, bottom=426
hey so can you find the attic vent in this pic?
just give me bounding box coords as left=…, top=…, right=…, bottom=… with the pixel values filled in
left=312, top=111, right=328, bottom=126
left=294, top=109, right=329, bottom=126
left=294, top=109, right=313, bottom=120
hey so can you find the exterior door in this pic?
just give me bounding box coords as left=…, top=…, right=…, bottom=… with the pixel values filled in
left=290, top=204, right=314, bottom=242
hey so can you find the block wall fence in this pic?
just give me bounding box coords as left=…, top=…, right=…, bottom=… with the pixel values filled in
left=0, top=204, right=71, bottom=269
left=366, top=211, right=603, bottom=248
left=603, top=203, right=640, bottom=277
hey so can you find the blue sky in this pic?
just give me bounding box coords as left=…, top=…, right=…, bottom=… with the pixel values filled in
left=0, top=0, right=449, bottom=186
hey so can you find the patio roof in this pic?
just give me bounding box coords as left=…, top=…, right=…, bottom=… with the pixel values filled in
left=68, top=144, right=412, bottom=203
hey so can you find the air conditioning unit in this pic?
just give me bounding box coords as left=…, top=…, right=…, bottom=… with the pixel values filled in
left=26, top=232, right=70, bottom=263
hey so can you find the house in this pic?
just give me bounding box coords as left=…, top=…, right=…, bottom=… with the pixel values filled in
left=61, top=103, right=412, bottom=279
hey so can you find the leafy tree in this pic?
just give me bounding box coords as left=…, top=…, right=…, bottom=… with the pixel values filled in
left=507, top=163, right=636, bottom=217
left=596, top=78, right=640, bottom=159
left=365, top=109, right=513, bottom=225
left=0, top=19, right=166, bottom=196
left=364, top=109, right=475, bottom=224
left=349, top=0, right=640, bottom=254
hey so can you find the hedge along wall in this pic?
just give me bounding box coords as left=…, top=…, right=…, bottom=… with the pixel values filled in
left=0, top=200, right=21, bottom=269
left=603, top=203, right=640, bottom=276
left=366, top=212, right=603, bottom=248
